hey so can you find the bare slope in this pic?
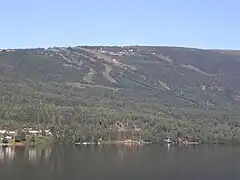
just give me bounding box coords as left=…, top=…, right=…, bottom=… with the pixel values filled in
left=1, top=46, right=240, bottom=110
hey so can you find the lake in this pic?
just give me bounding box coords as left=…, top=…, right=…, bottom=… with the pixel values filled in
left=0, top=144, right=240, bottom=180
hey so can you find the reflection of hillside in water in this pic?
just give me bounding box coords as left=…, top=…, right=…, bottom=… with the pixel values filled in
left=0, top=146, right=52, bottom=164
left=0, top=146, right=15, bottom=163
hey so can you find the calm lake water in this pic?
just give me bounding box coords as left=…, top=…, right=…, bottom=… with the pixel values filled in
left=0, top=144, right=240, bottom=180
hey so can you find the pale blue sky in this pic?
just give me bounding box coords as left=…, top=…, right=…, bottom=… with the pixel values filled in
left=1, top=0, right=240, bottom=49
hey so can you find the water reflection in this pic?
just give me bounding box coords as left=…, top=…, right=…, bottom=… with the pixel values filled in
left=0, top=146, right=15, bottom=163
left=0, top=144, right=237, bottom=166
left=0, top=145, right=240, bottom=180
left=0, top=146, right=52, bottom=165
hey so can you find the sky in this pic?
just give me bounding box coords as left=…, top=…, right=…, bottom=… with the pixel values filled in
left=1, top=0, right=240, bottom=49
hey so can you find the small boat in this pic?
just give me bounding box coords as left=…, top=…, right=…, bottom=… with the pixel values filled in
left=164, top=138, right=172, bottom=144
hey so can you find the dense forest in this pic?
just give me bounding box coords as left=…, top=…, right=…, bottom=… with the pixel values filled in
left=1, top=46, right=240, bottom=144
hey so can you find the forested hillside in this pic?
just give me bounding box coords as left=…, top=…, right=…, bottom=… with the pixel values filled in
left=1, top=46, right=240, bottom=143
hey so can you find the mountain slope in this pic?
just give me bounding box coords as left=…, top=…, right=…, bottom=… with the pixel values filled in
left=2, top=46, right=240, bottom=108
left=1, top=46, right=240, bottom=143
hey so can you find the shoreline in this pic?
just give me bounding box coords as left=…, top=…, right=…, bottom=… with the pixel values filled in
left=73, top=140, right=200, bottom=146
